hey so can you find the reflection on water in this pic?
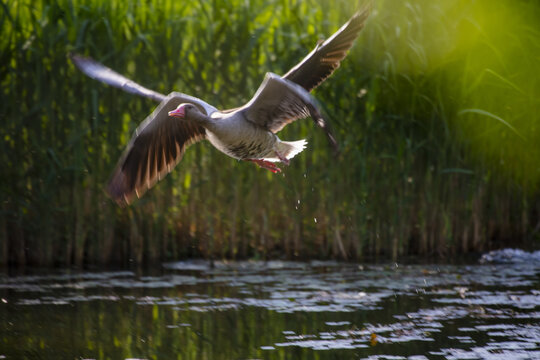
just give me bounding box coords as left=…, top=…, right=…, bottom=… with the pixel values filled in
left=0, top=255, right=539, bottom=359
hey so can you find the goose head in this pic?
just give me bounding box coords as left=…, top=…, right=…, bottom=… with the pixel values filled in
left=168, top=103, right=200, bottom=119
left=168, top=103, right=211, bottom=127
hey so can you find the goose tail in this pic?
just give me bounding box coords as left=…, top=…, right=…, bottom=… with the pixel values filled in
left=271, top=139, right=307, bottom=162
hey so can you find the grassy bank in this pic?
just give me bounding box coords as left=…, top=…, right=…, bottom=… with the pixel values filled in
left=1, top=0, right=539, bottom=266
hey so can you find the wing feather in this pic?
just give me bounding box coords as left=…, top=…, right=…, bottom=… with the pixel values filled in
left=283, top=5, right=370, bottom=92
left=70, top=53, right=167, bottom=103
left=241, top=73, right=328, bottom=136
left=71, top=54, right=219, bottom=115
left=107, top=94, right=207, bottom=206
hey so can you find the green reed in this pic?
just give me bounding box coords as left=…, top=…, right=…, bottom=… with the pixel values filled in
left=1, top=0, right=539, bottom=266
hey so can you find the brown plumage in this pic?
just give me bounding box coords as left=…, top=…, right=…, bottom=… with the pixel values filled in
left=106, top=96, right=207, bottom=205
left=283, top=7, right=371, bottom=92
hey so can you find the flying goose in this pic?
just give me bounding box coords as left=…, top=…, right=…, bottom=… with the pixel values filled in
left=72, top=6, right=370, bottom=206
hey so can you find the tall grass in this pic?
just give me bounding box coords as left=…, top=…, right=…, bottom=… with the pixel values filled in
left=1, top=0, right=539, bottom=266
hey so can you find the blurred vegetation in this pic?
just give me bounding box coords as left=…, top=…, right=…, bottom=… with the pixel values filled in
left=1, top=0, right=539, bottom=266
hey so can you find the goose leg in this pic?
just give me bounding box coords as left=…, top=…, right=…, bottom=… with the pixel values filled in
left=275, top=151, right=290, bottom=166
left=246, top=159, right=282, bottom=173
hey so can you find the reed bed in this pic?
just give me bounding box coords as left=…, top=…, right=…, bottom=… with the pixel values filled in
left=1, top=0, right=539, bottom=266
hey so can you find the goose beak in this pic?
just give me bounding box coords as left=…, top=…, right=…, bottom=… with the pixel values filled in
left=168, top=106, right=185, bottom=118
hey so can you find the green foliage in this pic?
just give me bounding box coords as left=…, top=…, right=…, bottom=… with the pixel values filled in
left=1, top=0, right=539, bottom=266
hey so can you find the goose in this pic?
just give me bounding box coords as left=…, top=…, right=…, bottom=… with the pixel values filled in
left=71, top=6, right=370, bottom=206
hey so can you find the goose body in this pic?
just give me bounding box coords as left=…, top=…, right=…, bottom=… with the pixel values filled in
left=72, top=6, right=370, bottom=205
left=205, top=115, right=282, bottom=161
left=196, top=74, right=317, bottom=163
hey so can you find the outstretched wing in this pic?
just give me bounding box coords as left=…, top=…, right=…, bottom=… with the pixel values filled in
left=107, top=94, right=207, bottom=206
left=70, top=53, right=167, bottom=102
left=240, top=73, right=337, bottom=148
left=71, top=54, right=218, bottom=116
left=283, top=4, right=370, bottom=92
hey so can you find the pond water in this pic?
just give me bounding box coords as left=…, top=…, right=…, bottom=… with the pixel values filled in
left=1, top=251, right=539, bottom=359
